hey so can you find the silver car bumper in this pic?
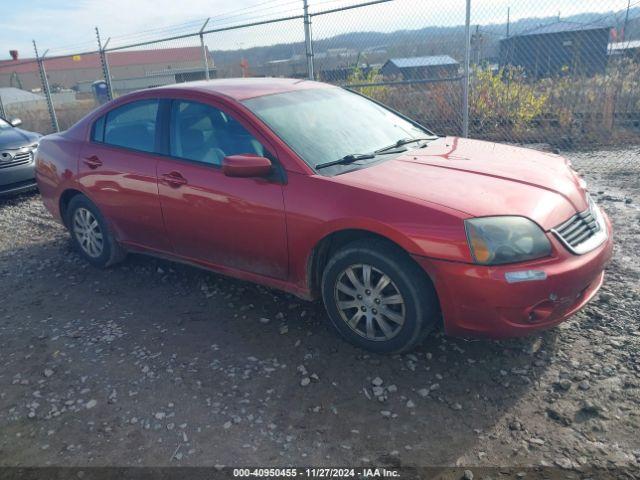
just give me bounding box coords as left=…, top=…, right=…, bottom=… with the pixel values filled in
left=0, top=154, right=37, bottom=196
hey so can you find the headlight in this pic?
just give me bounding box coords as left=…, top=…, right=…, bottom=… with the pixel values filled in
left=568, top=165, right=587, bottom=189
left=465, top=216, right=551, bottom=265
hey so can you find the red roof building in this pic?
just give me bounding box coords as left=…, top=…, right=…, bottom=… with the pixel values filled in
left=0, top=46, right=211, bottom=91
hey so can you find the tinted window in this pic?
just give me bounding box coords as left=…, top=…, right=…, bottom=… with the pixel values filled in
left=92, top=115, right=105, bottom=142
left=170, top=100, right=264, bottom=166
left=104, top=100, right=159, bottom=153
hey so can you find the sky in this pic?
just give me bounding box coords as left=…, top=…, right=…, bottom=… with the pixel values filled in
left=0, top=0, right=633, bottom=60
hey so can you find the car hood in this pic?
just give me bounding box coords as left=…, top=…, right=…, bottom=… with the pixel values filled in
left=0, top=127, right=40, bottom=149
left=336, top=137, right=587, bottom=230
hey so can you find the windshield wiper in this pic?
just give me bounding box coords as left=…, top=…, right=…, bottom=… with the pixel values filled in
left=316, top=153, right=376, bottom=170
left=315, top=139, right=433, bottom=170
left=375, top=137, right=435, bottom=154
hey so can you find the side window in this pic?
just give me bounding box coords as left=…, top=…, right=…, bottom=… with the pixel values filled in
left=170, top=100, right=265, bottom=166
left=92, top=115, right=105, bottom=143
left=103, top=99, right=159, bottom=153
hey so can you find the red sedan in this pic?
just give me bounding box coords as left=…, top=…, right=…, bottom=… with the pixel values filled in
left=35, top=78, right=613, bottom=353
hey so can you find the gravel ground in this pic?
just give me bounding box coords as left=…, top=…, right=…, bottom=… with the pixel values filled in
left=0, top=147, right=639, bottom=474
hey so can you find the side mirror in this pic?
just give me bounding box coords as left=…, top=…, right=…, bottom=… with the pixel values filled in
left=222, top=154, right=272, bottom=178
left=10, top=118, right=22, bottom=127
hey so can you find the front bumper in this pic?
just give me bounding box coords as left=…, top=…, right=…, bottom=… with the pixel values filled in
left=413, top=212, right=613, bottom=339
left=0, top=159, right=37, bottom=196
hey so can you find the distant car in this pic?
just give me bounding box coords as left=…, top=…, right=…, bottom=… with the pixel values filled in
left=0, top=117, right=41, bottom=196
left=35, top=78, right=613, bottom=353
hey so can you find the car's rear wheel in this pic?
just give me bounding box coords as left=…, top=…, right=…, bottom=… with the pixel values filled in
left=321, top=239, right=439, bottom=354
left=66, top=195, right=125, bottom=268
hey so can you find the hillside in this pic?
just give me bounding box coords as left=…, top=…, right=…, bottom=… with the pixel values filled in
left=210, top=6, right=640, bottom=73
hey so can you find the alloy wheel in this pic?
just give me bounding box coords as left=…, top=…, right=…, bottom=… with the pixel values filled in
left=73, top=207, right=104, bottom=258
left=334, top=263, right=406, bottom=341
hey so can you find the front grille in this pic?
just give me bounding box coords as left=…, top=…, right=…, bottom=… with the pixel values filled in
left=0, top=151, right=32, bottom=169
left=553, top=208, right=600, bottom=250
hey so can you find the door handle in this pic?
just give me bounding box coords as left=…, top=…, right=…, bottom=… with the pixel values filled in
left=161, top=171, right=188, bottom=187
left=83, top=155, right=102, bottom=169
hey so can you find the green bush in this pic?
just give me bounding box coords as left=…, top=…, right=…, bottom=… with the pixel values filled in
left=470, top=66, right=548, bottom=138
left=346, top=66, right=388, bottom=100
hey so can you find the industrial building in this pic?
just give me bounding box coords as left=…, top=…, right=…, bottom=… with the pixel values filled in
left=499, top=21, right=611, bottom=77
left=0, top=47, right=214, bottom=93
left=380, top=55, right=460, bottom=80
left=608, top=39, right=640, bottom=61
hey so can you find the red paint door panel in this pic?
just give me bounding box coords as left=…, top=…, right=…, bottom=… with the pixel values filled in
left=78, top=142, right=171, bottom=252
left=156, top=98, right=289, bottom=279
left=157, top=160, right=288, bottom=279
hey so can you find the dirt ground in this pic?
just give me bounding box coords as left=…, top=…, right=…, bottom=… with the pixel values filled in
left=0, top=147, right=639, bottom=475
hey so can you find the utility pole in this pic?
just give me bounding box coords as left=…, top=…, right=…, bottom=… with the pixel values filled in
left=303, top=0, right=314, bottom=80
left=96, top=27, right=113, bottom=101
left=462, top=0, right=471, bottom=138
left=506, top=7, right=510, bottom=38
left=623, top=0, right=631, bottom=42
left=471, top=25, right=483, bottom=65
left=200, top=18, right=211, bottom=80
left=33, top=40, right=59, bottom=133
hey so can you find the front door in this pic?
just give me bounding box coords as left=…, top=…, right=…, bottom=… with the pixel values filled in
left=156, top=99, right=288, bottom=279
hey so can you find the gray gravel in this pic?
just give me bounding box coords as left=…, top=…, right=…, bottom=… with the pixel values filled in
left=0, top=147, right=638, bottom=472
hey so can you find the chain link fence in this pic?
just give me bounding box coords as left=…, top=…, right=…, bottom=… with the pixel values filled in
left=312, top=0, right=467, bottom=135
left=106, top=38, right=207, bottom=99
left=1, top=0, right=639, bottom=170
left=0, top=57, right=52, bottom=133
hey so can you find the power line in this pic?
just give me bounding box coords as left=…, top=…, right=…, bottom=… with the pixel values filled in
left=107, top=0, right=301, bottom=44
left=30, top=0, right=302, bottom=57
left=105, top=6, right=306, bottom=50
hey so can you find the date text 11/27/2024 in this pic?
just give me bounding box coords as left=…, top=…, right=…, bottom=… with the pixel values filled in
left=232, top=468, right=400, bottom=478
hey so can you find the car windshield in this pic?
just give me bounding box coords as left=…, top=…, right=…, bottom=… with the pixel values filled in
left=242, top=88, right=432, bottom=170
left=0, top=118, right=11, bottom=129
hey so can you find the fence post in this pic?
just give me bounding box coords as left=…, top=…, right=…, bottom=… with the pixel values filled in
left=33, top=40, right=59, bottom=133
left=200, top=18, right=211, bottom=80
left=96, top=27, right=114, bottom=101
left=462, top=0, right=471, bottom=138
left=303, top=0, right=315, bottom=80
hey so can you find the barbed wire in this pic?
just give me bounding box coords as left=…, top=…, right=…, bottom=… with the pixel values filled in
left=34, top=0, right=392, bottom=57
left=106, top=0, right=303, bottom=45
left=24, top=0, right=304, bottom=59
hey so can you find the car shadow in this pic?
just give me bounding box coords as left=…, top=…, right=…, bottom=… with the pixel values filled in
left=0, top=189, right=39, bottom=208
left=2, top=238, right=560, bottom=467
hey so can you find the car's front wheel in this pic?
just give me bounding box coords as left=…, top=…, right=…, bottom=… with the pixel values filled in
left=66, top=195, right=125, bottom=268
left=321, top=239, right=439, bottom=354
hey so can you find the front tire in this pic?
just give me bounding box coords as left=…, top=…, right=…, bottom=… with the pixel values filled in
left=321, top=239, right=439, bottom=354
left=66, top=195, right=125, bottom=268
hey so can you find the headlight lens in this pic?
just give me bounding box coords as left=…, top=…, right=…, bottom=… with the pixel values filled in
left=465, top=216, right=551, bottom=265
left=29, top=143, right=39, bottom=162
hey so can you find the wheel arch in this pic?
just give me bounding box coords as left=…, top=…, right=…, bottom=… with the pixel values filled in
left=306, top=226, right=436, bottom=300
left=59, top=188, right=85, bottom=227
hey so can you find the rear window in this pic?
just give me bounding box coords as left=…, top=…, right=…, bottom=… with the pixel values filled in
left=102, top=100, right=160, bottom=153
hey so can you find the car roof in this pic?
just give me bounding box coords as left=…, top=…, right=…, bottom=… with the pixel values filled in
left=154, top=77, right=335, bottom=101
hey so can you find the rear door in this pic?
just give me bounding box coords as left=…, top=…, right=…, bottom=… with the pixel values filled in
left=156, top=98, right=289, bottom=280
left=78, top=99, right=172, bottom=252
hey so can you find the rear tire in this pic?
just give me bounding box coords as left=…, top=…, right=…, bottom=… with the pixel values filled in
left=321, top=239, right=438, bottom=354
left=65, top=195, right=125, bottom=268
